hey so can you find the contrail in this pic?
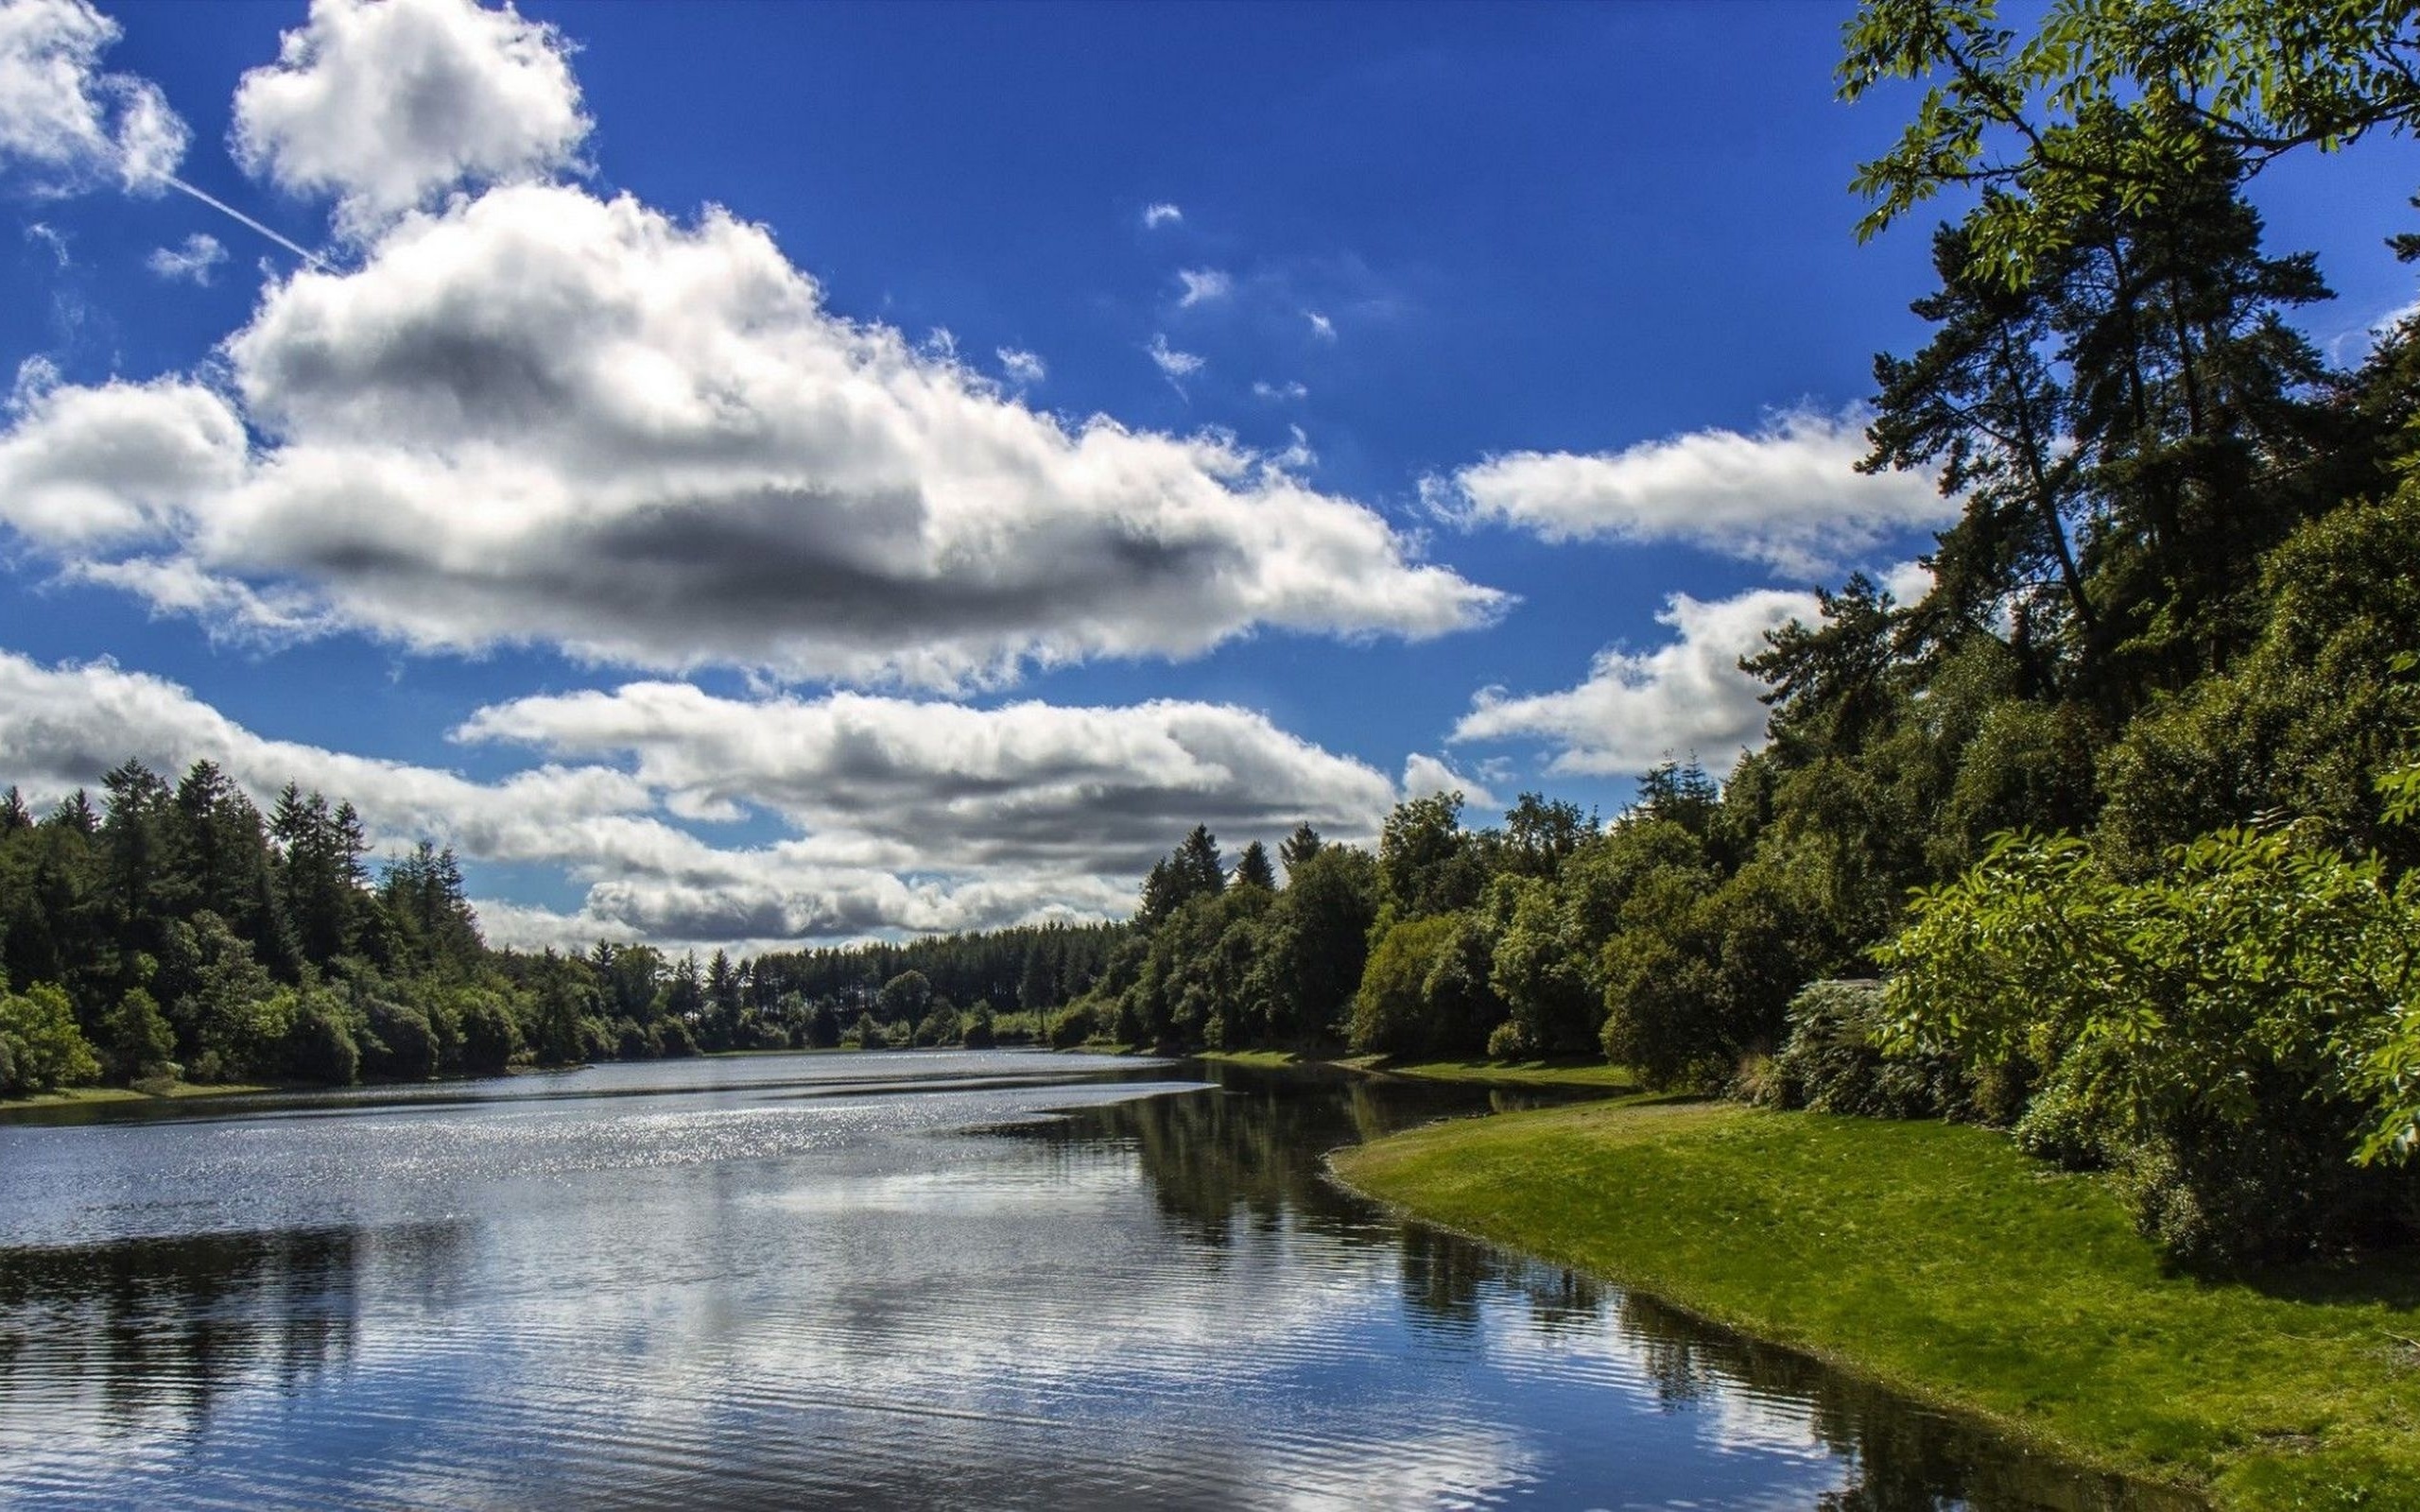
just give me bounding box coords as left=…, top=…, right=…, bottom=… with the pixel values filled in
left=160, top=174, right=330, bottom=271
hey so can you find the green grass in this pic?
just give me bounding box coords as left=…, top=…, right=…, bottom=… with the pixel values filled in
left=1332, top=1099, right=2420, bottom=1510
left=1194, top=1048, right=1639, bottom=1091
left=0, top=1079, right=273, bottom=1112
left=1371, top=1056, right=1639, bottom=1090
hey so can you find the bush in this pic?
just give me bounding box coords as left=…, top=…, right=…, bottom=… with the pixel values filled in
left=458, top=997, right=521, bottom=1075
left=1879, top=826, right=2420, bottom=1263
left=1046, top=1002, right=1095, bottom=1049
left=0, top=983, right=101, bottom=1094
left=282, top=997, right=361, bottom=1086
left=362, top=999, right=439, bottom=1081
left=1758, top=979, right=1967, bottom=1119
left=1350, top=913, right=1499, bottom=1057
left=653, top=1018, right=699, bottom=1057
left=101, top=988, right=177, bottom=1082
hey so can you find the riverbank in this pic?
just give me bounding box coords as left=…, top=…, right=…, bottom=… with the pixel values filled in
left=0, top=1079, right=274, bottom=1113
left=1196, top=1047, right=1639, bottom=1091
left=1330, top=1098, right=2420, bottom=1511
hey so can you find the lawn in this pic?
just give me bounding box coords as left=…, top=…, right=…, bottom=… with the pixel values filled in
left=1332, top=1098, right=2420, bottom=1510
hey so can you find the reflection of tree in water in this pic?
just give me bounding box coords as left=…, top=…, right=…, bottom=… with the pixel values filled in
left=0, top=1220, right=466, bottom=1436
left=1020, top=1061, right=1546, bottom=1247
left=1606, top=1291, right=2209, bottom=1512
left=1040, top=1063, right=2202, bottom=1512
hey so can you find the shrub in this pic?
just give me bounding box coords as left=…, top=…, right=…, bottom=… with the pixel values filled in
left=0, top=983, right=101, bottom=1094
left=1879, top=826, right=2420, bottom=1263
left=362, top=999, right=439, bottom=1081
left=1046, top=1002, right=1095, bottom=1049
left=101, top=988, right=177, bottom=1082
left=282, top=997, right=361, bottom=1086
left=1759, top=979, right=1967, bottom=1119
left=458, top=996, right=521, bottom=1075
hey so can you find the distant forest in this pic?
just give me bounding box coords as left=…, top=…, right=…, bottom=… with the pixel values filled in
left=6, top=1, right=2419, bottom=1266
left=0, top=765, right=1125, bottom=1090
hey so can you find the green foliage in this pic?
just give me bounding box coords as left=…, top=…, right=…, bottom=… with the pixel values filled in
left=1880, top=827, right=2420, bottom=1262
left=1841, top=0, right=2420, bottom=285
left=458, top=995, right=521, bottom=1076
left=100, top=987, right=176, bottom=1081
left=0, top=982, right=100, bottom=1093
left=280, top=989, right=360, bottom=1085
left=1350, top=912, right=1501, bottom=1058
left=1758, top=979, right=1972, bottom=1120
left=1377, top=792, right=1489, bottom=920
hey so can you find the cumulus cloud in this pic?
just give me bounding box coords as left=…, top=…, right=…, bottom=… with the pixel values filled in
left=146, top=230, right=224, bottom=284
left=996, top=346, right=1045, bottom=385
left=0, top=183, right=1501, bottom=686
left=1401, top=753, right=1499, bottom=813
left=1253, top=380, right=1306, bottom=403
left=1142, top=201, right=1182, bottom=228
left=0, top=652, right=1414, bottom=950
left=232, top=0, right=589, bottom=234
left=1305, top=310, right=1334, bottom=341
left=454, top=680, right=1400, bottom=872
left=1452, top=587, right=1818, bottom=776
left=0, top=376, right=249, bottom=547
left=1175, top=266, right=1231, bottom=306
left=0, top=0, right=187, bottom=192
left=1444, top=408, right=1952, bottom=576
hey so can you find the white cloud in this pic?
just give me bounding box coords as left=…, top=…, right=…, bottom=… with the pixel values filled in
left=454, top=679, right=1400, bottom=872
left=1452, top=587, right=1819, bottom=776
left=232, top=0, right=589, bottom=234
left=1401, top=752, right=1499, bottom=814
left=1176, top=266, right=1231, bottom=306
left=1142, top=201, right=1182, bottom=229
left=0, top=652, right=1408, bottom=950
left=1253, top=380, right=1306, bottom=402
left=1445, top=407, right=1953, bottom=576
left=1878, top=556, right=1934, bottom=607
left=1148, top=330, right=1203, bottom=380
left=0, top=182, right=1502, bottom=687
left=0, top=0, right=187, bottom=192
left=1305, top=310, right=1335, bottom=342
left=0, top=376, right=249, bottom=547
left=996, top=346, right=1045, bottom=385
left=24, top=217, right=65, bottom=263
left=146, top=230, right=224, bottom=284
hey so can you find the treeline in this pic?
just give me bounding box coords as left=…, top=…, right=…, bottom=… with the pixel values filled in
left=0, top=760, right=1123, bottom=1096
left=1044, top=3, right=2420, bottom=1264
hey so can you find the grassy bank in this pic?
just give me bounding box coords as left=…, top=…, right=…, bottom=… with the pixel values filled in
left=1196, top=1048, right=1638, bottom=1091
left=0, top=1079, right=274, bottom=1113
left=1332, top=1099, right=2420, bottom=1510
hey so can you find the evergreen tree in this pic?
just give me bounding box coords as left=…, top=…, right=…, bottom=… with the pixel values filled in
left=1234, top=840, right=1277, bottom=891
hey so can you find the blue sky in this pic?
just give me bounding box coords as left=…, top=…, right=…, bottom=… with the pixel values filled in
left=1, top=0, right=2412, bottom=952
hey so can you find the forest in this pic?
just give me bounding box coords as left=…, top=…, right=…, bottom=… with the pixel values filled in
left=5, top=0, right=2418, bottom=1268
left=0, top=765, right=1125, bottom=1093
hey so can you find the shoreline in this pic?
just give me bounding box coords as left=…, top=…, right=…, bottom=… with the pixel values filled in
left=1328, top=1097, right=2420, bottom=1511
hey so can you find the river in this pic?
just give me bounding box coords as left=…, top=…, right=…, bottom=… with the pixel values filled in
left=0, top=1051, right=2186, bottom=1508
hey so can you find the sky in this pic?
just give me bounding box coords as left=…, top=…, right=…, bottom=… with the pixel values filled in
left=0, top=0, right=2413, bottom=955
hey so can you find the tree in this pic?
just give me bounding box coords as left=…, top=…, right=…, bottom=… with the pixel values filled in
left=0, top=982, right=100, bottom=1093
left=100, top=987, right=175, bottom=1081
left=1841, top=0, right=2420, bottom=285
left=1377, top=793, right=1486, bottom=920
left=1278, top=822, right=1324, bottom=877
left=877, top=970, right=933, bottom=1023
left=1234, top=840, right=1277, bottom=891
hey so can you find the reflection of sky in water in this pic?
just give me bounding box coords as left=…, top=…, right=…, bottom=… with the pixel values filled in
left=0, top=1053, right=2187, bottom=1509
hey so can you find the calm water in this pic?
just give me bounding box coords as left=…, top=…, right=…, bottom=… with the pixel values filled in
left=0, top=1052, right=2188, bottom=1509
